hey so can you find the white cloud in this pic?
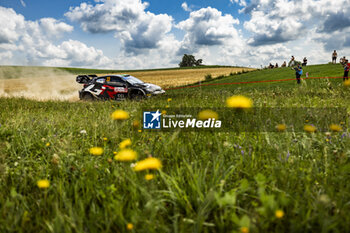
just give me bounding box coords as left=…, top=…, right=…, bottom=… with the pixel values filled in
left=39, top=18, right=73, bottom=38
left=177, top=7, right=240, bottom=50
left=243, top=0, right=350, bottom=48
left=181, top=2, right=191, bottom=12
left=20, top=0, right=26, bottom=7
left=65, top=0, right=174, bottom=55
left=0, top=7, right=112, bottom=68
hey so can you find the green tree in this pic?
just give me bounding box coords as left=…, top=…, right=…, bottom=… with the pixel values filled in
left=179, top=54, right=203, bottom=67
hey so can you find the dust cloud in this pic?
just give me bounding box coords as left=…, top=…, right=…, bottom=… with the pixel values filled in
left=0, top=67, right=81, bottom=101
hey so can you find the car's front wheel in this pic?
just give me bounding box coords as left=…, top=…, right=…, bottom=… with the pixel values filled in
left=129, top=90, right=145, bottom=100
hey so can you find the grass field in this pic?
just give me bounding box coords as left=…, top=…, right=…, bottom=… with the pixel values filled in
left=1, top=63, right=350, bottom=232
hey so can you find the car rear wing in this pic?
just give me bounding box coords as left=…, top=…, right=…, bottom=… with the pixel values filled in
left=76, top=75, right=98, bottom=84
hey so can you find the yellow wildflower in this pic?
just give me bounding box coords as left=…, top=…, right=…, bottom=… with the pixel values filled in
left=344, top=80, right=350, bottom=86
left=304, top=125, right=316, bottom=133
left=37, top=179, right=50, bottom=189
left=45, top=142, right=50, bottom=147
left=226, top=95, right=253, bottom=109
left=134, top=157, right=162, bottom=171
left=275, top=209, right=284, bottom=219
left=167, top=98, right=172, bottom=102
left=329, top=124, right=342, bottom=132
left=161, top=110, right=167, bottom=115
left=138, top=130, right=142, bottom=133
left=198, top=109, right=219, bottom=120
left=240, top=227, right=249, bottom=233
left=114, top=149, right=137, bottom=161
left=126, top=223, right=133, bottom=230
left=89, top=147, right=104, bottom=156
left=119, top=139, right=132, bottom=149
left=165, top=105, right=169, bottom=108
left=111, top=110, right=129, bottom=120
left=276, top=124, right=286, bottom=132
left=145, top=174, right=155, bottom=180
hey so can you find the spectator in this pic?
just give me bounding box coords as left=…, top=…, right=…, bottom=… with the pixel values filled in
left=332, top=50, right=337, bottom=64
left=293, top=64, right=303, bottom=84
left=340, top=56, right=346, bottom=65
left=302, top=57, right=307, bottom=66
left=343, top=59, right=349, bottom=81
left=281, top=61, right=287, bottom=67
left=288, top=56, right=295, bottom=67
left=275, top=63, right=279, bottom=68
left=269, top=63, right=274, bottom=69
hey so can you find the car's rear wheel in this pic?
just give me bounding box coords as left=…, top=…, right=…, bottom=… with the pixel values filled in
left=82, top=93, right=95, bottom=101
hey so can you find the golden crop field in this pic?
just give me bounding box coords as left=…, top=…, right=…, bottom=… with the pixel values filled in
left=120, top=67, right=254, bottom=88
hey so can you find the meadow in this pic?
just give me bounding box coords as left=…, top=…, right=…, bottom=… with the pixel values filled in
left=0, top=63, right=350, bottom=233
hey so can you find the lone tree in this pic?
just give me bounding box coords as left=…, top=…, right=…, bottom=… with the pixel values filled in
left=179, top=54, right=203, bottom=67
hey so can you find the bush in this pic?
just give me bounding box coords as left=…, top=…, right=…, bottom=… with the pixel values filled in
left=205, top=74, right=212, bottom=81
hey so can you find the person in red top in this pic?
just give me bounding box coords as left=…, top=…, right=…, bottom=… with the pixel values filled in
left=343, top=59, right=349, bottom=81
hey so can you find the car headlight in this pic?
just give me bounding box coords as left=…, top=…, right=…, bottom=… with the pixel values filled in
left=145, top=86, right=156, bottom=92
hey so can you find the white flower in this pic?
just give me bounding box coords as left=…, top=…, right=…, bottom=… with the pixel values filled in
left=80, top=130, right=87, bottom=134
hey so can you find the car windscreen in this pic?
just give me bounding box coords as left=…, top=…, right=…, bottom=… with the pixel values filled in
left=122, top=76, right=144, bottom=85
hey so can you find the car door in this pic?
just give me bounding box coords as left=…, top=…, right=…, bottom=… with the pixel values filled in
left=104, top=76, right=128, bottom=100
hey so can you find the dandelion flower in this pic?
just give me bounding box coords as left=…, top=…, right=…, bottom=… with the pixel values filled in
left=344, top=80, right=350, bottom=86
left=37, top=179, right=50, bottom=189
left=103, top=137, right=108, bottom=141
left=304, top=125, right=316, bottom=133
left=119, top=139, right=132, bottom=149
left=45, top=142, right=50, bottom=147
left=167, top=98, right=172, bottom=102
left=275, top=209, right=284, bottom=219
left=240, top=227, right=249, bottom=233
left=165, top=105, right=169, bottom=108
left=329, top=124, right=342, bottom=132
left=161, top=110, right=167, bottom=115
left=126, top=223, right=133, bottom=230
left=134, top=157, right=162, bottom=171
left=145, top=174, right=155, bottom=180
left=89, top=147, right=104, bottom=156
left=276, top=124, right=286, bottom=131
left=226, top=95, right=253, bottom=109
left=114, top=149, right=137, bottom=161
left=111, top=110, right=129, bottom=120
left=138, top=130, right=142, bottom=133
left=198, top=109, right=219, bottom=120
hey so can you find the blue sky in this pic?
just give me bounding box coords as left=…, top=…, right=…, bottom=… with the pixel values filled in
left=0, top=0, right=349, bottom=69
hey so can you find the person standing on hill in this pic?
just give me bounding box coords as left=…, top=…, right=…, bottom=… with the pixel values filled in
left=294, top=64, right=303, bottom=84
left=332, top=50, right=337, bottom=64
left=288, top=56, right=295, bottom=67
left=343, top=59, right=349, bottom=81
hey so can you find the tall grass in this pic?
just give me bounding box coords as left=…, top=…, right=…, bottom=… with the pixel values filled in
left=0, top=63, right=350, bottom=232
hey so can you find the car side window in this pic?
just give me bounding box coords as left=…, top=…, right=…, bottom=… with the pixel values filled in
left=106, top=77, right=126, bottom=86
left=96, top=78, right=105, bottom=84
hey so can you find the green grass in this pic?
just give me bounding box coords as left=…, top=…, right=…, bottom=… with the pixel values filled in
left=1, top=63, right=350, bottom=232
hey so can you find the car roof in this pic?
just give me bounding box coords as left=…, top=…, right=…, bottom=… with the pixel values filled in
left=97, top=74, right=130, bottom=79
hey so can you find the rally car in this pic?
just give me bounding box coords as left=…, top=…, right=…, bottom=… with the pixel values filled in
left=76, top=74, right=165, bottom=101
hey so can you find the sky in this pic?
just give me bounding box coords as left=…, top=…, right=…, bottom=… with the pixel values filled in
left=0, top=0, right=349, bottom=69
